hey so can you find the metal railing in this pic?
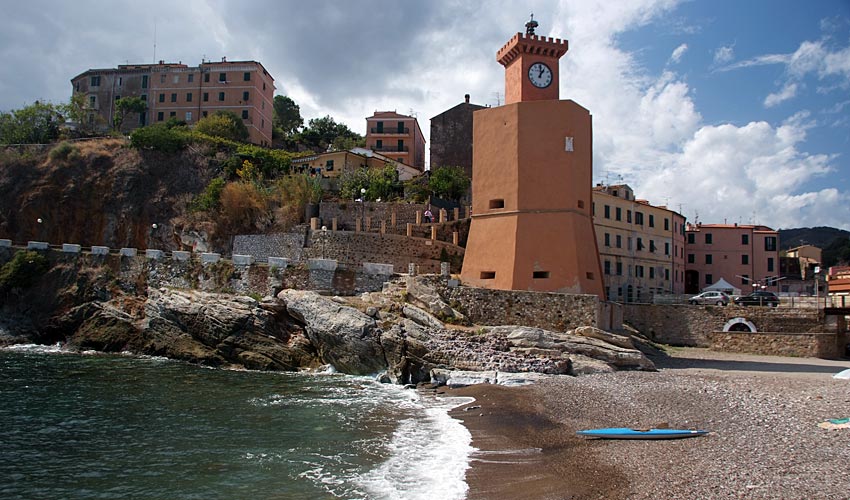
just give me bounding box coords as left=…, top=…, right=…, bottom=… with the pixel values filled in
left=370, top=127, right=409, bottom=134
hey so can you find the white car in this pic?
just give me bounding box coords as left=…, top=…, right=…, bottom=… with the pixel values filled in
left=688, top=291, right=730, bottom=306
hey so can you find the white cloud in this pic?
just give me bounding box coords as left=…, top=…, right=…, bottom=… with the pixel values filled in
left=764, top=82, right=798, bottom=108
left=713, top=45, right=734, bottom=65
left=669, top=43, right=688, bottom=64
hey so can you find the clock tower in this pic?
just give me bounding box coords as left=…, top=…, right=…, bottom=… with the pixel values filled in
left=460, top=17, right=604, bottom=297
left=497, top=16, right=567, bottom=104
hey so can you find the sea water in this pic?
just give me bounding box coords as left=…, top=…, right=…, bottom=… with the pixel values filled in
left=0, top=345, right=474, bottom=500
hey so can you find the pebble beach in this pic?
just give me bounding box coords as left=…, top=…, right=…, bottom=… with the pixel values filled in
left=445, top=348, right=850, bottom=500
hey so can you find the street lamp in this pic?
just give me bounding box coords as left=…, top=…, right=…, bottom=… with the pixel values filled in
left=321, top=225, right=327, bottom=259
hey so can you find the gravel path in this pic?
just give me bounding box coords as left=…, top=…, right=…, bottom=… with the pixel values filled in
left=450, top=348, right=850, bottom=499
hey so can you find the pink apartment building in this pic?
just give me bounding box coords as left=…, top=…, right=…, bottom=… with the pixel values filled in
left=71, top=58, right=275, bottom=145
left=364, top=111, right=426, bottom=171
left=684, top=223, right=780, bottom=294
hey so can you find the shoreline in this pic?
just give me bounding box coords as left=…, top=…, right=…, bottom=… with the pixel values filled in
left=444, top=348, right=850, bottom=499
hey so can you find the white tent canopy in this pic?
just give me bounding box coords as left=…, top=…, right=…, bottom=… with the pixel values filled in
left=703, top=278, right=741, bottom=296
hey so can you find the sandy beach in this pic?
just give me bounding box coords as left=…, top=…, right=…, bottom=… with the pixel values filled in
left=442, top=348, right=850, bottom=500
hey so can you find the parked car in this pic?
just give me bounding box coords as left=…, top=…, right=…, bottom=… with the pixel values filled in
left=734, top=291, right=780, bottom=307
left=688, top=291, right=730, bottom=306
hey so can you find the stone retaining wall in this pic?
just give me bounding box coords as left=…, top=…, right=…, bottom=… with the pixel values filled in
left=709, top=331, right=840, bottom=358
left=437, top=282, right=605, bottom=331
left=232, top=232, right=306, bottom=262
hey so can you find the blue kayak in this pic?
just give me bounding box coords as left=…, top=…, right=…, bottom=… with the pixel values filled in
left=576, top=427, right=708, bottom=440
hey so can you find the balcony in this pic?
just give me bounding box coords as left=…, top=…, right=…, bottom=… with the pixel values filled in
left=373, top=145, right=409, bottom=153
left=370, top=127, right=409, bottom=135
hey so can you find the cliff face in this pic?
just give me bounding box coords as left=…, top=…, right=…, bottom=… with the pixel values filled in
left=0, top=139, right=215, bottom=250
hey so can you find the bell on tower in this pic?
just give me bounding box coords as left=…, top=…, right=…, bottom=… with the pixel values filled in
left=525, top=13, right=538, bottom=35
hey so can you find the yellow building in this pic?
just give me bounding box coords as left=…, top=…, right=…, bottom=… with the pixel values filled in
left=593, top=184, right=686, bottom=302
left=290, top=147, right=420, bottom=181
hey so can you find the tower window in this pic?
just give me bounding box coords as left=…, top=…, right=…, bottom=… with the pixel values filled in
left=533, top=271, right=550, bottom=279
left=480, top=271, right=496, bottom=280
left=488, top=199, right=505, bottom=209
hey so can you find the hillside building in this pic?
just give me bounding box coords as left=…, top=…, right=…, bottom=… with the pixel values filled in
left=684, top=223, right=781, bottom=294
left=70, top=58, right=275, bottom=145
left=290, top=148, right=420, bottom=182
left=592, top=184, right=686, bottom=302
left=364, top=111, right=426, bottom=171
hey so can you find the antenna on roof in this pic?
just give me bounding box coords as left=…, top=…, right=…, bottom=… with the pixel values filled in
left=492, top=91, right=502, bottom=106
left=153, top=18, right=157, bottom=64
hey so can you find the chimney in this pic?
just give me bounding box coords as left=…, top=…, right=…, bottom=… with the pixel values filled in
left=464, top=94, right=470, bottom=104
left=221, top=56, right=227, bottom=62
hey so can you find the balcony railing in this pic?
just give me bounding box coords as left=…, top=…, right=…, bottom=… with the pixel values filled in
left=373, top=145, right=409, bottom=152
left=370, top=127, right=409, bottom=134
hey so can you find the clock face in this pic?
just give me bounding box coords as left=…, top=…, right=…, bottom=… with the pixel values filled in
left=528, top=62, right=553, bottom=88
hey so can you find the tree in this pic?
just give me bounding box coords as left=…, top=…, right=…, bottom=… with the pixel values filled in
left=61, top=93, right=103, bottom=137
left=273, top=95, right=303, bottom=136
left=823, top=236, right=850, bottom=267
left=0, top=101, right=64, bottom=145
left=194, top=111, right=249, bottom=142
left=298, top=115, right=362, bottom=153
left=113, top=97, right=147, bottom=131
left=429, top=165, right=470, bottom=201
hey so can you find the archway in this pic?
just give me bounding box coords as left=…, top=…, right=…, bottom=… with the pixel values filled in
left=722, top=317, right=757, bottom=333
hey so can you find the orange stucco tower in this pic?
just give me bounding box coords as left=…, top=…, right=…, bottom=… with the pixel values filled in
left=461, top=17, right=604, bottom=297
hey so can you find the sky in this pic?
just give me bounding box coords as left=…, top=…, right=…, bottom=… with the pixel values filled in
left=2, top=0, right=850, bottom=231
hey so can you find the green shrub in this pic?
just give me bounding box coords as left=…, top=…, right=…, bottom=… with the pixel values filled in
left=0, top=251, right=50, bottom=290
left=129, top=124, right=188, bottom=153
left=47, top=141, right=81, bottom=162
left=194, top=111, right=249, bottom=142
left=192, top=177, right=227, bottom=212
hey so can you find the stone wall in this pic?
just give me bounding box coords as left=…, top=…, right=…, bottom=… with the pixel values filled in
left=709, top=331, right=840, bottom=358
left=624, top=303, right=830, bottom=348
left=437, top=282, right=604, bottom=331
left=232, top=232, right=306, bottom=262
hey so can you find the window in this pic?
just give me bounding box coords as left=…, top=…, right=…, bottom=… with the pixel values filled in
left=397, top=121, right=405, bottom=133
left=664, top=242, right=670, bottom=255
left=742, top=234, right=749, bottom=245
left=649, top=267, right=655, bottom=279
left=171, top=93, right=177, bottom=103
left=649, top=214, right=655, bottom=227
left=204, top=73, right=210, bottom=83
left=398, top=139, right=404, bottom=150
left=219, top=72, right=227, bottom=82
left=243, top=72, right=251, bottom=81
left=706, top=274, right=713, bottom=285
left=604, top=260, right=611, bottom=275
left=637, top=238, right=644, bottom=251
left=767, top=257, right=774, bottom=272
left=139, top=112, right=146, bottom=125
left=687, top=253, right=695, bottom=263
left=142, top=75, right=148, bottom=88
left=242, top=91, right=249, bottom=101
left=592, top=203, right=595, bottom=215
left=160, top=74, right=166, bottom=84
left=242, top=110, right=249, bottom=119
left=185, top=112, right=192, bottom=121
left=741, top=274, right=749, bottom=285
left=604, top=233, right=611, bottom=247
left=157, top=111, right=164, bottom=121
left=765, top=236, right=777, bottom=251
left=158, top=93, right=165, bottom=103
left=173, top=75, right=179, bottom=84
left=90, top=75, right=101, bottom=86
left=649, top=240, right=656, bottom=253
left=705, top=233, right=713, bottom=244
left=376, top=139, right=383, bottom=149
left=218, top=92, right=225, bottom=101
left=533, top=271, right=550, bottom=279
left=203, top=92, right=209, bottom=102
left=742, top=254, right=749, bottom=265
left=635, top=212, right=644, bottom=225
left=627, top=237, right=633, bottom=250
left=616, top=262, right=623, bottom=276
left=188, top=74, right=194, bottom=83
left=706, top=254, right=713, bottom=264
left=89, top=95, right=96, bottom=107
left=636, top=266, right=644, bottom=278
left=140, top=94, right=147, bottom=102
left=325, top=160, right=334, bottom=171
left=687, top=233, right=695, bottom=244
left=186, top=93, right=192, bottom=102
left=665, top=269, right=670, bottom=281
left=480, top=272, right=496, bottom=280
left=202, top=111, right=208, bottom=117
left=169, top=111, right=176, bottom=117
left=627, top=210, right=632, bottom=223
left=489, top=199, right=505, bottom=209
left=117, top=77, right=123, bottom=86
left=664, top=218, right=669, bottom=231
left=616, top=235, right=622, bottom=248
left=615, top=207, right=622, bottom=221
left=604, top=205, right=611, bottom=219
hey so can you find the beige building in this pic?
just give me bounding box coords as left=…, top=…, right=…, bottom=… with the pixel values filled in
left=290, top=148, right=420, bottom=181
left=71, top=58, right=275, bottom=145
left=593, top=184, right=687, bottom=302
left=364, top=111, right=426, bottom=171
